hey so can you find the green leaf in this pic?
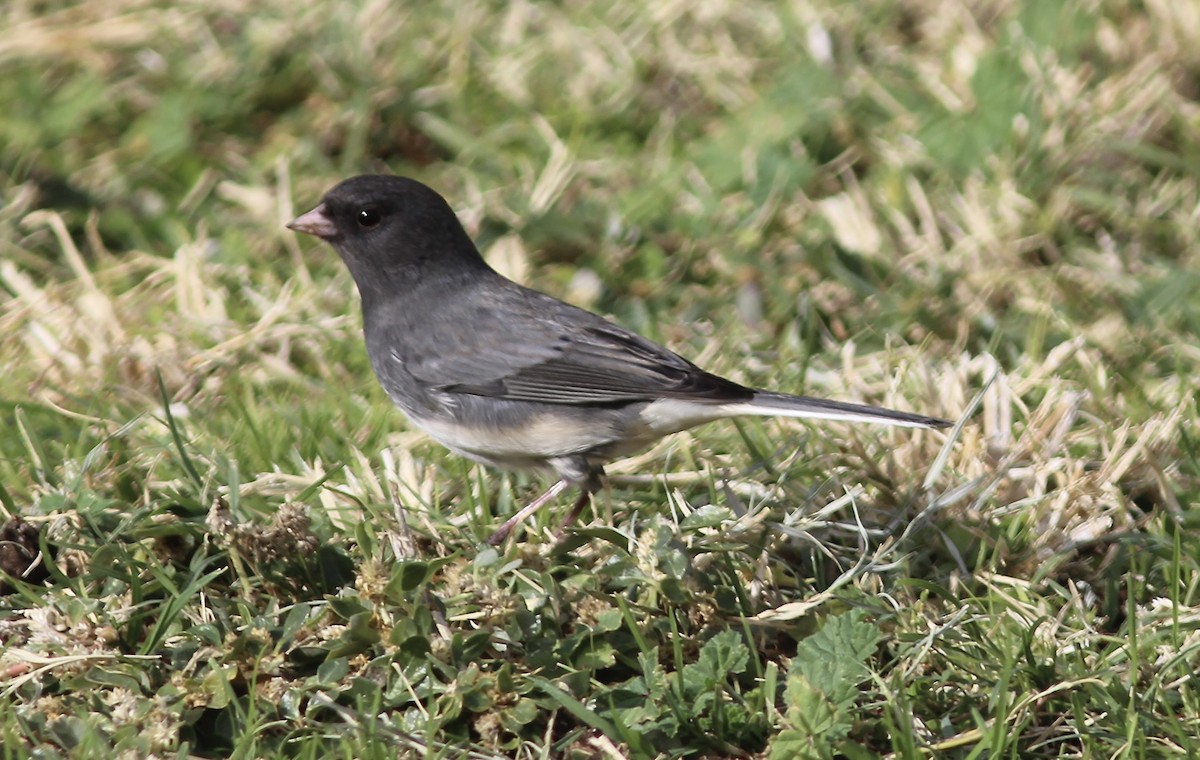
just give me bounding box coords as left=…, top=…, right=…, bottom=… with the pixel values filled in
left=782, top=610, right=883, bottom=744
left=316, top=657, right=349, bottom=686
left=530, top=676, right=620, bottom=739
left=784, top=675, right=841, bottom=735
left=501, top=697, right=540, bottom=730
left=576, top=641, right=617, bottom=670
left=386, top=555, right=455, bottom=600
left=789, top=610, right=881, bottom=706
left=327, top=594, right=372, bottom=620
left=684, top=630, right=750, bottom=694
left=679, top=504, right=733, bottom=531
left=347, top=610, right=382, bottom=643
left=396, top=634, right=432, bottom=658
left=277, top=603, right=315, bottom=650
left=593, top=608, right=624, bottom=633
left=84, top=664, right=149, bottom=692
left=202, top=663, right=237, bottom=709
left=48, top=717, right=89, bottom=750
left=317, top=545, right=357, bottom=590
left=397, top=560, right=431, bottom=592
left=770, top=728, right=821, bottom=760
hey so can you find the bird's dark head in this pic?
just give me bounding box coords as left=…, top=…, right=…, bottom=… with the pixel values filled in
left=288, top=175, right=488, bottom=299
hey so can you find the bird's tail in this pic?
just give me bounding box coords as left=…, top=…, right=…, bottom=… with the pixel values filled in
left=723, top=391, right=951, bottom=430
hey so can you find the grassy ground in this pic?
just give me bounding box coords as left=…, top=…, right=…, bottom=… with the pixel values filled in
left=2, top=0, right=1198, bottom=757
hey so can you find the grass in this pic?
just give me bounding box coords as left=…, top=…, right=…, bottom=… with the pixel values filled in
left=2, top=0, right=1198, bottom=756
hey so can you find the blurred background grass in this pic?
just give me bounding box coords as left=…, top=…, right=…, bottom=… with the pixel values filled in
left=2, top=0, right=1199, bottom=757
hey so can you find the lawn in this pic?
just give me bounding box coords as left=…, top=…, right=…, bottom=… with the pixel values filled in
left=2, top=0, right=1198, bottom=757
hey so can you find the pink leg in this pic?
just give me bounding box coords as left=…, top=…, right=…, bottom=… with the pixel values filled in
left=487, top=479, right=571, bottom=546
left=557, top=488, right=592, bottom=535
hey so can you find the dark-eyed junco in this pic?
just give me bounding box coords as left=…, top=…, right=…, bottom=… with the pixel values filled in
left=288, top=175, right=950, bottom=544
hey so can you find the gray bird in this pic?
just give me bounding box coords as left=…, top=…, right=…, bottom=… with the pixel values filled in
left=288, top=175, right=950, bottom=544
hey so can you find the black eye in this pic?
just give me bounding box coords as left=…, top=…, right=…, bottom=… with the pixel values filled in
left=357, top=208, right=381, bottom=228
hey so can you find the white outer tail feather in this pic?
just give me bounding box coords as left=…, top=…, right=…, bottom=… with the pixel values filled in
left=638, top=392, right=949, bottom=437
left=730, top=390, right=949, bottom=429
left=718, top=401, right=937, bottom=429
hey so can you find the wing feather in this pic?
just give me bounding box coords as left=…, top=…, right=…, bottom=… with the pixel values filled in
left=380, top=281, right=750, bottom=406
